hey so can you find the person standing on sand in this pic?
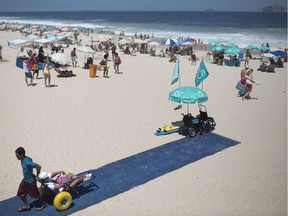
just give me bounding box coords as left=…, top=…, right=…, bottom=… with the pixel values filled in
left=43, top=59, right=52, bottom=87
left=15, top=147, right=47, bottom=212
left=111, top=43, right=117, bottom=61
left=102, top=54, right=109, bottom=78
left=0, top=45, right=3, bottom=62
left=23, top=58, right=33, bottom=86
left=240, top=65, right=249, bottom=85
left=70, top=48, right=77, bottom=67
left=114, top=53, right=121, bottom=73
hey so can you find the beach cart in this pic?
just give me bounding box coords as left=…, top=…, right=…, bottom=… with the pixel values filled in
left=38, top=171, right=96, bottom=211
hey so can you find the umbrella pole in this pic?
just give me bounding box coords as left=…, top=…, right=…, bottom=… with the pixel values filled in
left=178, top=55, right=182, bottom=109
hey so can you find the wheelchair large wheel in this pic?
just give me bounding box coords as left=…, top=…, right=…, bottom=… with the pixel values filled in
left=53, top=191, right=72, bottom=211
left=188, top=127, right=197, bottom=138
left=205, top=118, right=216, bottom=132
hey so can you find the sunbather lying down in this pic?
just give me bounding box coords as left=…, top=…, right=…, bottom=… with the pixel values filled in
left=38, top=171, right=92, bottom=192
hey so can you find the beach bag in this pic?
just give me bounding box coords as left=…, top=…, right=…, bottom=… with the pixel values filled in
left=99, top=59, right=105, bottom=65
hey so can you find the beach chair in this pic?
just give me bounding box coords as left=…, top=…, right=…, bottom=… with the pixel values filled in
left=238, top=52, right=244, bottom=61
left=235, top=81, right=247, bottom=96
left=38, top=171, right=96, bottom=211
left=55, top=68, right=75, bottom=78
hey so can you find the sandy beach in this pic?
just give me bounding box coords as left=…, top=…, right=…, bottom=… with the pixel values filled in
left=0, top=29, right=287, bottom=216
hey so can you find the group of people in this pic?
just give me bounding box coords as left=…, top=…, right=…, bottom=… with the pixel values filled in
left=23, top=57, right=53, bottom=88
left=98, top=52, right=122, bottom=77
left=15, top=147, right=92, bottom=212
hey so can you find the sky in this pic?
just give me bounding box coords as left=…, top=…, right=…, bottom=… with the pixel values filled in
left=0, top=0, right=287, bottom=12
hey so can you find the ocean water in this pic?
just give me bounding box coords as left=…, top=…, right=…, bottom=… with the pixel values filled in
left=0, top=11, right=287, bottom=49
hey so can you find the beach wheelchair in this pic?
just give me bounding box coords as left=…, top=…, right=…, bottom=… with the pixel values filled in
left=178, top=104, right=216, bottom=138
left=38, top=171, right=96, bottom=211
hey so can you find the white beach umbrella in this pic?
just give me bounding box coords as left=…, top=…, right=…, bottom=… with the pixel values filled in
left=148, top=41, right=160, bottom=47
left=26, top=34, right=40, bottom=40
left=51, top=53, right=72, bottom=66
left=77, top=46, right=95, bottom=54
left=7, top=39, right=29, bottom=49
left=181, top=41, right=194, bottom=46
left=118, top=39, right=132, bottom=45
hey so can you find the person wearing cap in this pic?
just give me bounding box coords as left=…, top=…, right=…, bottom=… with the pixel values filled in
left=15, top=147, right=47, bottom=212
left=38, top=170, right=92, bottom=191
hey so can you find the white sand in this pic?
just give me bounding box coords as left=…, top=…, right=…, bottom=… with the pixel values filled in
left=0, top=30, right=287, bottom=216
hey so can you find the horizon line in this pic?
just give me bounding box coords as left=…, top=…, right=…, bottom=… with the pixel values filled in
left=0, top=10, right=286, bottom=13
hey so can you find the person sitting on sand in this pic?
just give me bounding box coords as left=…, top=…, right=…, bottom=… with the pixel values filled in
left=159, top=49, right=166, bottom=58
left=124, top=46, right=131, bottom=55
left=243, top=68, right=254, bottom=100
left=38, top=171, right=92, bottom=192
left=169, top=53, right=177, bottom=62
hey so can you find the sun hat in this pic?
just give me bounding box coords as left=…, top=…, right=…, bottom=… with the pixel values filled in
left=38, top=172, right=51, bottom=180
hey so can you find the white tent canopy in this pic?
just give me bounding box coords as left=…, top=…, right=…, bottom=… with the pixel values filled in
left=7, top=39, right=29, bottom=49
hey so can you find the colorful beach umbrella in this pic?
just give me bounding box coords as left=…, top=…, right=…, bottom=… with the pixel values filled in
left=164, top=38, right=180, bottom=46
left=183, top=38, right=196, bottom=43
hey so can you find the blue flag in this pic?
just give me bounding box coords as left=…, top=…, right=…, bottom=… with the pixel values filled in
left=171, top=55, right=179, bottom=85
left=195, top=58, right=209, bottom=87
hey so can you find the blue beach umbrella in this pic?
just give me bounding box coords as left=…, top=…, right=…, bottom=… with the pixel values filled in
left=224, top=46, right=241, bottom=54
left=211, top=45, right=225, bottom=52
left=272, top=50, right=287, bottom=57
left=245, top=45, right=258, bottom=50
left=164, top=38, right=180, bottom=46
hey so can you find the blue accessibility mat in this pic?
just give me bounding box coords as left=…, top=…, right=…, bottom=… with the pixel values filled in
left=0, top=133, right=240, bottom=215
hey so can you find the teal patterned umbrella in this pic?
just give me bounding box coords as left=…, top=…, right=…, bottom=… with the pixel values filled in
left=169, top=86, right=208, bottom=104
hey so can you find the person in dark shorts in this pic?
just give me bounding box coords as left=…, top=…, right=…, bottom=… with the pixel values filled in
left=15, top=147, right=46, bottom=212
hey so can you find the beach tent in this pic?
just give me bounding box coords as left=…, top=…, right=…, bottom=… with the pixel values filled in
left=34, top=38, right=55, bottom=45
left=7, top=39, right=29, bottom=49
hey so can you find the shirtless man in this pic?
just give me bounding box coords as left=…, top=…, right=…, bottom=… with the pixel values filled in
left=240, top=65, right=249, bottom=85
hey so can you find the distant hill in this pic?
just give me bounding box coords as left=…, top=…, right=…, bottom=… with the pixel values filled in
left=259, top=5, right=287, bottom=13
left=204, top=9, right=215, bottom=12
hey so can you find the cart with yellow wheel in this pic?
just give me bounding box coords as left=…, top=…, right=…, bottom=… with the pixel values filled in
left=38, top=171, right=95, bottom=211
